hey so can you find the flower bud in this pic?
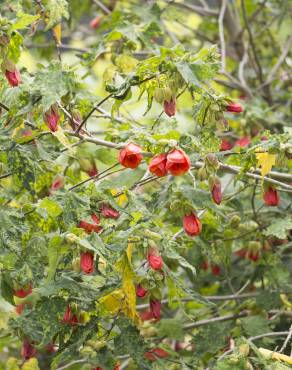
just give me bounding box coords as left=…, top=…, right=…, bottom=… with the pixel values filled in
left=44, top=105, right=60, bottom=132
left=136, top=284, right=148, bottom=298
left=197, top=167, right=207, bottom=181
left=21, top=339, right=36, bottom=360
left=211, top=264, right=221, bottom=276
left=80, top=251, right=94, bottom=274
left=63, top=305, right=79, bottom=325
left=211, top=178, right=222, bottom=205
left=205, top=153, right=219, bottom=169
left=79, top=214, right=102, bottom=234
left=220, top=139, right=234, bottom=151
left=50, top=175, right=64, bottom=193
left=153, top=87, right=165, bottom=104
left=79, top=158, right=98, bottom=177
left=235, top=137, right=250, bottom=148
left=163, top=97, right=176, bottom=117
left=72, top=257, right=81, bottom=273
left=150, top=299, right=161, bottom=319
left=90, top=15, right=101, bottom=29
left=2, top=59, right=21, bottom=87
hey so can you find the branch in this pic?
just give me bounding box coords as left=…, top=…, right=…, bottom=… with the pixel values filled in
left=279, top=323, right=292, bottom=353
left=0, top=102, right=10, bottom=111
left=56, top=359, right=86, bottom=370
left=167, top=0, right=219, bottom=17
left=136, top=293, right=259, bottom=310
left=183, top=311, right=248, bottom=330
left=75, top=93, right=113, bottom=133
left=92, top=0, right=111, bottom=15
left=261, top=35, right=292, bottom=88
left=218, top=0, right=228, bottom=72
left=248, top=331, right=290, bottom=342
left=0, top=172, right=12, bottom=180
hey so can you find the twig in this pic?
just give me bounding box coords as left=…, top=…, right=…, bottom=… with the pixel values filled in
left=279, top=324, right=292, bottom=353
left=0, top=102, right=10, bottom=111
left=0, top=172, right=12, bottom=180
left=56, top=359, right=87, bottom=370
left=75, top=93, right=113, bottom=133
left=136, top=293, right=258, bottom=310
left=248, top=331, right=290, bottom=342
left=183, top=311, right=248, bottom=330
left=92, top=0, right=111, bottom=15
left=261, top=35, right=292, bottom=88
left=167, top=1, right=219, bottom=17
left=218, top=0, right=228, bottom=72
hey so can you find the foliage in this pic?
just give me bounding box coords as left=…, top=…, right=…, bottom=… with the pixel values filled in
left=0, top=0, right=292, bottom=369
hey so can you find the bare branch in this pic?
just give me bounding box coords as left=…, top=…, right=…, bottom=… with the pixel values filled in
left=92, top=0, right=111, bottom=15
left=218, top=0, right=228, bottom=72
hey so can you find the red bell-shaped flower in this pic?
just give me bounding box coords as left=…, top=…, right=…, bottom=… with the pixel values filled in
left=100, top=204, right=120, bottom=219
left=183, top=212, right=202, bottom=237
left=118, top=143, right=143, bottom=169
left=147, top=250, right=163, bottom=271
left=5, top=67, right=21, bottom=87
left=149, top=153, right=168, bottom=177
left=21, top=339, right=36, bottom=360
left=166, top=149, right=191, bottom=176
left=136, top=284, right=148, bottom=298
left=263, top=186, right=279, bottom=206
left=14, top=283, right=32, bottom=298
left=79, top=214, right=102, bottom=234
left=90, top=15, right=101, bottom=29
left=226, top=102, right=243, bottom=113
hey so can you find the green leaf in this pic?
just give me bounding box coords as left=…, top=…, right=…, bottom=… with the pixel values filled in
left=44, top=0, right=69, bottom=30
left=38, top=198, right=63, bottom=218
left=157, top=318, right=184, bottom=340
left=263, top=218, right=292, bottom=239
left=12, top=13, right=40, bottom=30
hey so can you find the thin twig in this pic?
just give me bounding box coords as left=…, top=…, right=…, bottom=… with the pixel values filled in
left=279, top=324, right=292, bottom=353
left=248, top=331, right=290, bottom=342
left=92, top=0, right=111, bottom=15
left=218, top=0, right=228, bottom=72
left=183, top=311, right=248, bottom=330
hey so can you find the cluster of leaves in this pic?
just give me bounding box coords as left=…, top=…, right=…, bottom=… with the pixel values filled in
left=0, top=1, right=292, bottom=370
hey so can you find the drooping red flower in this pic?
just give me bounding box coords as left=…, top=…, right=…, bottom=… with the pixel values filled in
left=87, top=165, right=98, bottom=177
left=80, top=251, right=94, bottom=274
left=147, top=250, right=163, bottom=271
left=166, top=149, right=191, bottom=176
left=118, top=143, right=143, bottom=169
left=235, top=248, right=248, bottom=259
left=113, top=363, right=120, bottom=370
left=14, top=283, right=32, bottom=298
left=235, top=137, right=250, bottom=148
left=90, top=15, right=101, bottom=29
left=211, top=179, right=222, bottom=205
left=45, top=343, right=58, bottom=353
left=21, top=339, right=36, bottom=360
left=63, top=305, right=79, bottom=325
left=247, top=250, right=260, bottom=262
left=149, top=153, right=168, bottom=177
left=139, top=310, right=155, bottom=321
left=15, top=303, right=27, bottom=315
left=144, top=347, right=169, bottom=361
left=200, top=260, right=209, bottom=271
left=211, top=264, right=221, bottom=276
left=263, top=186, right=279, bottom=206
left=136, top=284, right=148, bottom=298
left=100, top=204, right=120, bottom=219
left=164, top=97, right=176, bottom=117
left=226, top=102, right=243, bottom=113
left=78, top=214, right=102, bottom=234
left=183, top=212, right=202, bottom=237
left=5, top=68, right=21, bottom=87
left=44, top=105, right=60, bottom=132
left=150, top=299, right=161, bottom=320
left=50, top=176, right=64, bottom=193
left=220, top=139, right=234, bottom=151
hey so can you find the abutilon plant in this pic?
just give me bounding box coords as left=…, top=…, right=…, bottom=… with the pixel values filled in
left=0, top=1, right=291, bottom=369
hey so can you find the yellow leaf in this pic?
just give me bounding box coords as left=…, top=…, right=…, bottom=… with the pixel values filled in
left=256, top=149, right=276, bottom=177
left=53, top=23, right=62, bottom=45
left=99, top=289, right=125, bottom=313
left=21, top=358, right=40, bottom=370
left=52, top=127, right=75, bottom=154
left=259, top=348, right=292, bottom=365
left=110, top=189, right=127, bottom=206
